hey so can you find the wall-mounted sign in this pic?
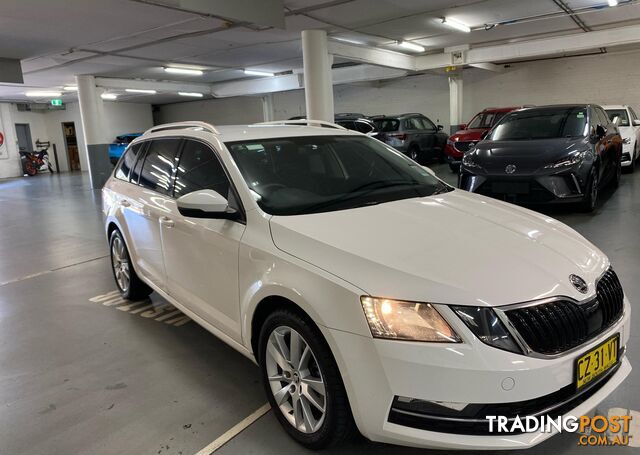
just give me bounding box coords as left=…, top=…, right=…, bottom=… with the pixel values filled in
left=51, top=99, right=63, bottom=106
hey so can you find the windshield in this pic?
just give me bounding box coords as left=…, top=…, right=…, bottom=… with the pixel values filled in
left=226, top=135, right=450, bottom=216
left=488, top=107, right=588, bottom=141
left=605, top=109, right=630, bottom=127
left=467, top=111, right=507, bottom=129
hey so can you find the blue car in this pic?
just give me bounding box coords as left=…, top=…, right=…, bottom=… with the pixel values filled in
left=109, top=133, right=142, bottom=164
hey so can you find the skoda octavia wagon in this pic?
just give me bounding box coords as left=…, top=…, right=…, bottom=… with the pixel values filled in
left=103, top=120, right=631, bottom=450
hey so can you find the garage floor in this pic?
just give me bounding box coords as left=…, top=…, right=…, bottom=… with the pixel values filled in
left=0, top=166, right=638, bottom=455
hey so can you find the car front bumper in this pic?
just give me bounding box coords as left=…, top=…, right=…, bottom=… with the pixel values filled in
left=323, top=299, right=631, bottom=450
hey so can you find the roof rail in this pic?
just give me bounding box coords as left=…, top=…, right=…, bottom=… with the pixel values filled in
left=256, top=119, right=347, bottom=130
left=145, top=121, right=219, bottom=135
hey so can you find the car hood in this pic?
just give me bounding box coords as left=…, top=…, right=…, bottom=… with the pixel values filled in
left=451, top=128, right=487, bottom=142
left=269, top=190, right=608, bottom=307
left=471, top=137, right=588, bottom=173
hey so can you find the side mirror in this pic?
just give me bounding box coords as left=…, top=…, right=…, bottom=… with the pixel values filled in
left=459, top=123, right=467, bottom=130
left=634, top=119, right=640, bottom=126
left=437, top=124, right=444, bottom=131
left=589, top=125, right=606, bottom=143
left=177, top=189, right=239, bottom=220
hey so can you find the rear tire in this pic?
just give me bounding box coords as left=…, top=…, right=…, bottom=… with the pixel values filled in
left=109, top=229, right=152, bottom=300
left=258, top=309, right=355, bottom=449
left=408, top=146, right=421, bottom=164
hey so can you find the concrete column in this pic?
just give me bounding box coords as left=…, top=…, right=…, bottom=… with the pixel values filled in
left=301, top=30, right=334, bottom=122
left=261, top=93, right=274, bottom=122
left=76, top=75, right=111, bottom=189
left=448, top=75, right=463, bottom=134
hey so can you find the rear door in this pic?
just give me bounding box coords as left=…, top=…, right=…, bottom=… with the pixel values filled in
left=160, top=139, right=246, bottom=341
left=128, top=138, right=182, bottom=291
left=595, top=107, right=618, bottom=180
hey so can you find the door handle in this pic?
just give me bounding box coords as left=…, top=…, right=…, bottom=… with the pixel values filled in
left=159, top=216, right=175, bottom=228
left=119, top=199, right=131, bottom=207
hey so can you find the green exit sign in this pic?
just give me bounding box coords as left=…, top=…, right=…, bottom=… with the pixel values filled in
left=51, top=99, right=63, bottom=106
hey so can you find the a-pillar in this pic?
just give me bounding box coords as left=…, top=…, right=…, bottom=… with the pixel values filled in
left=76, top=75, right=110, bottom=189
left=448, top=74, right=463, bottom=134
left=301, top=30, right=334, bottom=122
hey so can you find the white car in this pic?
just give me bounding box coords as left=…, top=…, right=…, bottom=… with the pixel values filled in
left=102, top=120, right=631, bottom=450
left=603, top=105, right=640, bottom=172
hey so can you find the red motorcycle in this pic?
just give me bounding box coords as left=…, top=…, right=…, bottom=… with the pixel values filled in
left=20, top=140, right=54, bottom=176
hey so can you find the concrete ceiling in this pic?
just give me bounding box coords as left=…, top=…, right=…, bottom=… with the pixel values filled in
left=1, top=0, right=639, bottom=104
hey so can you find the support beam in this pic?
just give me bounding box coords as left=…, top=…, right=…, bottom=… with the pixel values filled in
left=302, top=30, right=334, bottom=122
left=261, top=94, right=274, bottom=122
left=76, top=75, right=111, bottom=189
left=327, top=41, right=415, bottom=71
left=468, top=62, right=504, bottom=72
left=95, top=77, right=211, bottom=94
left=448, top=76, right=463, bottom=133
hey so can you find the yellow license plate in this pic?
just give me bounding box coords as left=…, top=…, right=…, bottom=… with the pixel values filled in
left=576, top=334, right=619, bottom=389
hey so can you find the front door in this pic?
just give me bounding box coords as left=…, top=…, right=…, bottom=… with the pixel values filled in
left=160, top=139, right=246, bottom=342
left=15, top=124, right=33, bottom=153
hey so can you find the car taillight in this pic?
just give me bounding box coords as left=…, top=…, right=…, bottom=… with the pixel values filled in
left=388, top=133, right=407, bottom=140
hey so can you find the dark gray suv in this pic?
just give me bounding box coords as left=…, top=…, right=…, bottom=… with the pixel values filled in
left=373, top=113, right=448, bottom=164
left=459, top=104, right=623, bottom=212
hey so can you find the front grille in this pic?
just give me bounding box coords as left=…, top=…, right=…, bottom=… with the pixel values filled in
left=505, top=268, right=624, bottom=355
left=475, top=179, right=555, bottom=204
left=454, top=141, right=474, bottom=153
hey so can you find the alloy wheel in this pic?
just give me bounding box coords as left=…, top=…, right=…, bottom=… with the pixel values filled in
left=265, top=326, right=326, bottom=434
left=409, top=148, right=419, bottom=161
left=111, top=236, right=130, bottom=293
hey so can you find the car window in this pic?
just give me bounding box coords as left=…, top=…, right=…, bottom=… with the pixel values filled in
left=418, top=117, right=436, bottom=131
left=596, top=108, right=610, bottom=127
left=336, top=120, right=356, bottom=131
left=605, top=109, right=629, bottom=127
left=374, top=119, right=400, bottom=132
left=138, top=139, right=181, bottom=195
left=354, top=120, right=375, bottom=134
left=226, top=135, right=450, bottom=216
left=629, top=107, right=638, bottom=121
left=174, top=140, right=231, bottom=200
left=407, top=118, right=423, bottom=130
left=115, top=142, right=144, bottom=182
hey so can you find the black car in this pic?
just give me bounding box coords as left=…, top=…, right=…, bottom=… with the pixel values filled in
left=334, top=113, right=378, bottom=135
left=372, top=113, right=448, bottom=164
left=459, top=105, right=623, bottom=211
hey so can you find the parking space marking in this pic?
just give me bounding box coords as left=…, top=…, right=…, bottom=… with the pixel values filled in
left=0, top=255, right=108, bottom=287
left=194, top=403, right=271, bottom=455
left=88, top=291, right=191, bottom=327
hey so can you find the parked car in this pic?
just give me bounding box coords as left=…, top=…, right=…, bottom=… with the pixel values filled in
left=459, top=105, right=622, bottom=212
left=334, top=113, right=378, bottom=136
left=103, top=120, right=630, bottom=451
left=445, top=107, right=522, bottom=172
left=109, top=133, right=142, bottom=164
left=372, top=113, right=448, bottom=164
left=603, top=105, right=640, bottom=173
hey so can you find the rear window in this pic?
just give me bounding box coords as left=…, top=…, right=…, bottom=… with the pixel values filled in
left=373, top=119, right=400, bottom=132
left=138, top=139, right=181, bottom=195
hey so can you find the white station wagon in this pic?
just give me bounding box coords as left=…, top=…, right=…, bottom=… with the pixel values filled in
left=103, top=120, right=631, bottom=450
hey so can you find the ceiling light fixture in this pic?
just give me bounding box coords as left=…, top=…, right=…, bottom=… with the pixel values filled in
left=442, top=17, right=472, bottom=33
left=25, top=91, right=62, bottom=97
left=125, top=88, right=157, bottom=94
left=101, top=93, right=118, bottom=100
left=244, top=69, right=275, bottom=77
left=178, top=92, right=204, bottom=97
left=63, top=86, right=78, bottom=91
left=608, top=0, right=618, bottom=5
left=164, top=67, right=204, bottom=76
left=397, top=40, right=426, bottom=53
left=332, top=36, right=366, bottom=45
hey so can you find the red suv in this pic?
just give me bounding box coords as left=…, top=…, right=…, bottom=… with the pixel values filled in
left=445, top=107, right=523, bottom=172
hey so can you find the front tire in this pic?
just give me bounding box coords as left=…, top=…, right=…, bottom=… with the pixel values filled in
left=109, top=229, right=152, bottom=300
left=408, top=146, right=421, bottom=164
left=258, top=309, right=355, bottom=449
left=580, top=168, right=599, bottom=212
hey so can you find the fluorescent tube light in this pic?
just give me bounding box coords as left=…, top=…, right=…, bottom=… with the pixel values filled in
left=164, top=67, right=204, bottom=76
left=398, top=41, right=425, bottom=52
left=332, top=37, right=365, bottom=45
left=442, top=17, right=471, bottom=33
left=608, top=0, right=618, bottom=5
left=125, top=88, right=157, bottom=94
left=178, top=92, right=204, bottom=98
left=101, top=93, right=118, bottom=100
left=63, top=86, right=78, bottom=91
left=244, top=69, right=275, bottom=77
left=25, top=91, right=62, bottom=97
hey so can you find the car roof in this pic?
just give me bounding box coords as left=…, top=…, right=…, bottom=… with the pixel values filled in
left=479, top=106, right=523, bottom=113
left=602, top=105, right=628, bottom=110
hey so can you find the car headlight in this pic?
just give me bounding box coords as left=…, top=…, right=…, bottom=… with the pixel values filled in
left=461, top=152, right=481, bottom=168
left=544, top=150, right=586, bottom=169
left=451, top=306, right=522, bottom=353
left=360, top=296, right=461, bottom=342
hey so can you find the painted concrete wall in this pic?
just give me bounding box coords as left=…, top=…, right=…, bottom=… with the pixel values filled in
left=0, top=101, right=153, bottom=178
left=154, top=96, right=264, bottom=125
